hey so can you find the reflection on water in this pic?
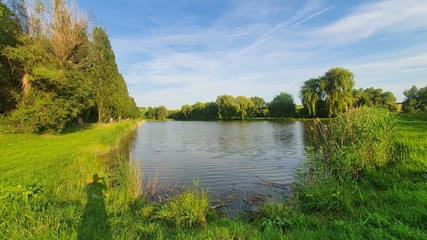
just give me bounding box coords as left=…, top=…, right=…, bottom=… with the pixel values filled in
left=130, top=121, right=311, bottom=199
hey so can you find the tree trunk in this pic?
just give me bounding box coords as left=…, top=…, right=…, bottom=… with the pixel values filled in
left=97, top=108, right=102, bottom=124
left=22, top=73, right=30, bottom=96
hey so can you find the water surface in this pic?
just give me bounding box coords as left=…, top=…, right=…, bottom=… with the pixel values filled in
left=130, top=121, right=309, bottom=201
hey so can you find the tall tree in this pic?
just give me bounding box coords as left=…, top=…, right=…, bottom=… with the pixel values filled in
left=1, top=0, right=138, bottom=133
left=0, top=1, right=22, bottom=114
left=299, top=68, right=355, bottom=117
left=91, top=27, right=119, bottom=124
left=6, top=0, right=30, bottom=34
left=321, top=67, right=355, bottom=117
left=300, top=78, right=322, bottom=117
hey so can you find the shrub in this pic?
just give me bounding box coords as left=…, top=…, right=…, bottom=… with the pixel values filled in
left=156, top=181, right=209, bottom=227
left=0, top=92, right=70, bottom=133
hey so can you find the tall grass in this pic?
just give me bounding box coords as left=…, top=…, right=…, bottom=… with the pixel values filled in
left=156, top=180, right=210, bottom=227
left=297, top=107, right=401, bottom=185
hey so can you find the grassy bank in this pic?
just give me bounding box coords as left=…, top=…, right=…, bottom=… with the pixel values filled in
left=1, top=112, right=426, bottom=239
left=256, top=111, right=427, bottom=239
left=0, top=121, right=139, bottom=239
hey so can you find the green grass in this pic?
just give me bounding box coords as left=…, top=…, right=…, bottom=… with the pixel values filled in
left=258, top=112, right=427, bottom=239
left=0, top=112, right=426, bottom=239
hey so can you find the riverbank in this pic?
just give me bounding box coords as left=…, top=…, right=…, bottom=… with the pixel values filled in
left=1, top=114, right=426, bottom=239
left=0, top=120, right=140, bottom=239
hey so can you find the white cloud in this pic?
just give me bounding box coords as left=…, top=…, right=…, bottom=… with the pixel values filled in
left=109, top=0, right=427, bottom=108
left=310, top=0, right=427, bottom=45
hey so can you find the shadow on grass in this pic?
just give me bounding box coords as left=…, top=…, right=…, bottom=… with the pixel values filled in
left=78, top=174, right=112, bottom=240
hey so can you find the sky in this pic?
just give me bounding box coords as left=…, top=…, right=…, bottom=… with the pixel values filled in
left=78, top=0, right=427, bottom=109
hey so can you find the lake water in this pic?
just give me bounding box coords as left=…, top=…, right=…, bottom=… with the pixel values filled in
left=130, top=121, right=312, bottom=206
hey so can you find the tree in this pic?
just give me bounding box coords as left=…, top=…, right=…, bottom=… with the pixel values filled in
left=203, top=102, right=218, bottom=120
left=1, top=0, right=139, bottom=133
left=155, top=106, right=168, bottom=120
left=6, top=0, right=30, bottom=34
left=250, top=96, right=266, bottom=117
left=353, top=87, right=397, bottom=111
left=300, top=68, right=355, bottom=117
left=300, top=78, right=322, bottom=117
left=268, top=92, right=296, bottom=118
left=181, top=104, right=192, bottom=120
left=191, top=102, right=205, bottom=120
left=216, top=95, right=238, bottom=120
left=236, top=96, right=254, bottom=120
left=402, top=85, right=427, bottom=112
left=321, top=67, right=355, bottom=117
left=91, top=27, right=120, bottom=123
left=144, top=107, right=156, bottom=119
left=0, top=2, right=22, bottom=114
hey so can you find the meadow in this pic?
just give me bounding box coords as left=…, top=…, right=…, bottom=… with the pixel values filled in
left=0, top=111, right=426, bottom=239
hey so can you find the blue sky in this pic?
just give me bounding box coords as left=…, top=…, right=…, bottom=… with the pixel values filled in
left=78, top=0, right=427, bottom=109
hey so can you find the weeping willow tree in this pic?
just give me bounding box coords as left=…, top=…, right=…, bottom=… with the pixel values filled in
left=300, top=78, right=321, bottom=117
left=300, top=68, right=354, bottom=117
left=322, top=67, right=354, bottom=117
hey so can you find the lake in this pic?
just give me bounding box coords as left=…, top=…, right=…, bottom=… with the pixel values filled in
left=130, top=121, right=313, bottom=207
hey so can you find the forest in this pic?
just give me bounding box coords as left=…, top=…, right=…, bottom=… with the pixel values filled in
left=0, top=0, right=139, bottom=134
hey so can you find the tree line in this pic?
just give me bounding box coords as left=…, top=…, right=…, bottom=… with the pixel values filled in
left=0, top=0, right=139, bottom=133
left=142, top=67, right=425, bottom=120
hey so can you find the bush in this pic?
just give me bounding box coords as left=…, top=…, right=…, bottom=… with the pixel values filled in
left=156, top=181, right=209, bottom=227
left=0, top=92, right=70, bottom=133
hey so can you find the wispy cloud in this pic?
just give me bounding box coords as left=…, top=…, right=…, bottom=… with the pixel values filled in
left=309, top=0, right=427, bottom=45
left=104, top=0, right=427, bottom=109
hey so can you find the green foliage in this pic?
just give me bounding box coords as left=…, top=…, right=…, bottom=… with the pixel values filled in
left=0, top=2, right=138, bottom=133
left=332, top=107, right=397, bottom=172
left=0, top=2, right=22, bottom=114
left=295, top=107, right=409, bottom=214
left=353, top=87, right=398, bottom=111
left=157, top=181, right=209, bottom=227
left=300, top=67, right=355, bottom=117
left=268, top=92, right=296, bottom=118
left=250, top=96, right=267, bottom=117
left=236, top=96, right=255, bottom=119
left=0, top=184, right=43, bottom=204
left=1, top=92, right=70, bottom=133
left=172, top=96, right=267, bottom=121
left=300, top=78, right=321, bottom=117
left=322, top=67, right=355, bottom=117
left=216, top=94, right=239, bottom=120
left=143, top=107, right=154, bottom=119
left=155, top=106, right=168, bottom=120
left=297, top=109, right=392, bottom=199
left=402, top=85, right=427, bottom=113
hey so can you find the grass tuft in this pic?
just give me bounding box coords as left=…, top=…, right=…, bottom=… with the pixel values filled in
left=156, top=180, right=210, bottom=228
